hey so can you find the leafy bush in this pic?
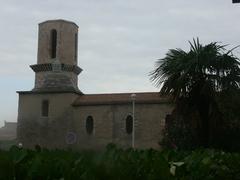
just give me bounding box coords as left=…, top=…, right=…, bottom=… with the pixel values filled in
left=0, top=145, right=240, bottom=179
left=161, top=90, right=240, bottom=151
left=213, top=89, right=240, bottom=151
left=160, top=99, right=200, bottom=150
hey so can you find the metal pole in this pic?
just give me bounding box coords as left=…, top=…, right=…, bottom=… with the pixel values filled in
left=132, top=98, right=135, bottom=148
left=131, top=93, right=136, bottom=149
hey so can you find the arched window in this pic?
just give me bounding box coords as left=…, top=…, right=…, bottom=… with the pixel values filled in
left=165, top=114, right=171, bottom=130
left=126, top=115, right=133, bottom=134
left=50, top=29, right=57, bottom=58
left=41, top=100, right=49, bottom=117
left=74, top=33, right=78, bottom=61
left=86, top=116, right=94, bottom=135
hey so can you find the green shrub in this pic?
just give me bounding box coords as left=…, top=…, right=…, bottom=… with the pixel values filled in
left=0, top=145, right=239, bottom=179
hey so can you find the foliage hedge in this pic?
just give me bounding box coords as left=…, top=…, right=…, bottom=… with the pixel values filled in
left=161, top=90, right=240, bottom=151
left=0, top=144, right=240, bottom=180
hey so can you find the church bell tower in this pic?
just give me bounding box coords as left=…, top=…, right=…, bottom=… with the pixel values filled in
left=30, top=19, right=82, bottom=93
left=17, top=19, right=83, bottom=148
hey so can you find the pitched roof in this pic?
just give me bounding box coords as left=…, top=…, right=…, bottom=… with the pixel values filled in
left=72, top=92, right=171, bottom=106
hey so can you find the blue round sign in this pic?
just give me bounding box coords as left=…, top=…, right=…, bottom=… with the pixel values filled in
left=65, top=132, right=77, bottom=144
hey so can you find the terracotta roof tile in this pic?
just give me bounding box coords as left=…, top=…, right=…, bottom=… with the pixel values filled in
left=73, top=92, right=171, bottom=106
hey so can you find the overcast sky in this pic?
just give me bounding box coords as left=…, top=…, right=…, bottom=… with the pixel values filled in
left=0, top=0, right=239, bottom=127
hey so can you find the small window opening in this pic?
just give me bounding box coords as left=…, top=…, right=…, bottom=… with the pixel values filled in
left=126, top=115, right=133, bottom=134
left=86, top=116, right=94, bottom=135
left=74, top=33, right=78, bottom=61
left=50, top=29, right=57, bottom=58
left=165, top=114, right=172, bottom=130
left=42, top=100, right=49, bottom=117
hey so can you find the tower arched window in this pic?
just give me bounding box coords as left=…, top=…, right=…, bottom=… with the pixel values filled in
left=86, top=116, right=94, bottom=135
left=126, top=115, right=133, bottom=134
left=50, top=29, right=57, bottom=58
left=74, top=33, right=78, bottom=61
left=41, top=100, right=49, bottom=117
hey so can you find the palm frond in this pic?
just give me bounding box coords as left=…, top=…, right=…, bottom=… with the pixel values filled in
left=150, top=38, right=240, bottom=100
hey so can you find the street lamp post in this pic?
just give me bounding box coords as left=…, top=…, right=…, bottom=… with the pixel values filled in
left=131, top=93, right=136, bottom=148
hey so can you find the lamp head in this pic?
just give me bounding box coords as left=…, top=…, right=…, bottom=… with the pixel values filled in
left=131, top=93, right=136, bottom=100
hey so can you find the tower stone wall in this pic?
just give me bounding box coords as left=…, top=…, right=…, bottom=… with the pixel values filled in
left=37, top=20, right=78, bottom=65
left=31, top=19, right=82, bottom=92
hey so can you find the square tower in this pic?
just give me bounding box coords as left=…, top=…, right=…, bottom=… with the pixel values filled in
left=17, top=20, right=83, bottom=148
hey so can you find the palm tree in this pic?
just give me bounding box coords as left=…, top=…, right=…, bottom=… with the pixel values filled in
left=150, top=38, right=240, bottom=147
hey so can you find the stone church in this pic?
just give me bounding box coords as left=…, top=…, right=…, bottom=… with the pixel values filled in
left=17, top=19, right=173, bottom=150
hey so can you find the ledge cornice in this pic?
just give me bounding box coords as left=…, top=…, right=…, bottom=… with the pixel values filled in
left=30, top=63, right=82, bottom=75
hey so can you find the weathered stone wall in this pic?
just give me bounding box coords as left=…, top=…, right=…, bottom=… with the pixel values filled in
left=17, top=93, right=79, bottom=148
left=73, top=103, right=173, bottom=150
left=37, top=20, right=78, bottom=65
left=73, top=105, right=114, bottom=150
left=18, top=92, right=173, bottom=150
left=34, top=71, right=78, bottom=90
left=33, top=20, right=80, bottom=91
left=34, top=72, right=45, bottom=89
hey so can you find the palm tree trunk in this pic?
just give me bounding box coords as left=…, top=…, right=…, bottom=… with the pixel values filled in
left=197, top=97, right=210, bottom=147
